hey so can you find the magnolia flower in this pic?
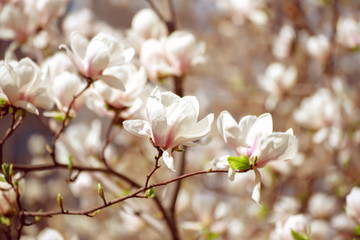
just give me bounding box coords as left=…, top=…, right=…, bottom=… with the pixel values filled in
left=213, top=111, right=298, bottom=204
left=258, top=62, right=297, bottom=110
left=140, top=31, right=205, bottom=81
left=123, top=87, right=214, bottom=171
left=42, top=52, right=86, bottom=116
left=130, top=8, right=168, bottom=46
left=216, top=0, right=268, bottom=26
left=87, top=63, right=147, bottom=119
left=345, top=187, right=360, bottom=224
left=336, top=17, right=360, bottom=49
left=306, top=34, right=330, bottom=63
left=60, top=31, right=135, bottom=89
left=272, top=25, right=295, bottom=59
left=308, top=193, right=337, bottom=218
left=165, top=31, right=206, bottom=76
left=0, top=58, right=53, bottom=115
left=35, top=0, right=69, bottom=27
left=272, top=214, right=310, bottom=240
left=0, top=2, right=37, bottom=42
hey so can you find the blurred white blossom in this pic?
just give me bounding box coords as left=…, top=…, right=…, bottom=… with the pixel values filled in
left=345, top=186, right=360, bottom=224
left=258, top=62, right=297, bottom=110
left=336, top=17, right=360, bottom=49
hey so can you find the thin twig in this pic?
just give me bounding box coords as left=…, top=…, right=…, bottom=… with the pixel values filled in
left=21, top=168, right=248, bottom=218
left=50, top=81, right=91, bottom=165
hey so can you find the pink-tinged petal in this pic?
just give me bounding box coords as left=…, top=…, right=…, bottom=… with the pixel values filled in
left=252, top=168, right=262, bottom=206
left=162, top=149, right=175, bottom=172
left=211, top=154, right=230, bottom=170
left=0, top=62, right=18, bottom=103
left=85, top=40, right=110, bottom=77
left=217, top=111, right=243, bottom=152
left=172, top=113, right=214, bottom=147
left=238, top=115, right=257, bottom=143
left=13, top=100, right=38, bottom=115
left=246, top=113, right=273, bottom=147
left=69, top=31, right=88, bottom=59
left=146, top=95, right=167, bottom=147
left=256, top=132, right=298, bottom=168
left=99, top=74, right=125, bottom=90
left=165, top=97, right=199, bottom=147
left=123, top=120, right=151, bottom=138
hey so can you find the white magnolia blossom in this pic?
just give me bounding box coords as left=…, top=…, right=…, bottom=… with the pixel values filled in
left=272, top=25, right=296, bottom=59
left=307, top=192, right=337, bottom=218
left=60, top=31, right=135, bottom=89
left=0, top=0, right=68, bottom=42
left=271, top=214, right=310, bottom=240
left=345, top=187, right=360, bottom=224
left=216, top=0, right=268, bottom=26
left=336, top=17, right=360, bottom=49
left=292, top=85, right=352, bottom=148
left=123, top=87, right=214, bottom=171
left=258, top=62, right=297, bottom=110
left=42, top=52, right=86, bottom=116
left=0, top=58, right=53, bottom=115
left=0, top=1, right=37, bottom=42
left=213, top=111, right=298, bottom=204
left=129, top=8, right=168, bottom=47
left=87, top=63, right=147, bottom=119
left=306, top=34, right=330, bottom=63
left=140, top=31, right=205, bottom=81
left=35, top=0, right=69, bottom=27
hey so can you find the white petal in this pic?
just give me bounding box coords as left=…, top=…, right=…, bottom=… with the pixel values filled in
left=69, top=31, right=89, bottom=59
left=0, top=62, right=18, bottom=103
left=172, top=113, right=214, bottom=147
left=146, top=95, right=167, bottom=147
left=85, top=40, right=110, bottom=77
left=246, top=113, right=273, bottom=146
left=13, top=100, right=39, bottom=115
left=217, top=111, right=243, bottom=152
left=252, top=168, right=262, bottom=206
left=123, top=120, right=151, bottom=138
left=162, top=149, right=175, bottom=172
left=99, top=74, right=125, bottom=90
left=257, top=132, right=298, bottom=167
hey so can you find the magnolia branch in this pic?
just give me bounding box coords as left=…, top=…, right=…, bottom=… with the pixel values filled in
left=49, top=81, right=92, bottom=165
left=21, top=168, right=249, bottom=218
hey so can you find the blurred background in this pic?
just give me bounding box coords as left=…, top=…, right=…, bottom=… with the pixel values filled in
left=1, top=0, right=360, bottom=239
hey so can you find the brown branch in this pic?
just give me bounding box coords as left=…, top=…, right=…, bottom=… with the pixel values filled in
left=49, top=81, right=92, bottom=165
left=0, top=112, right=24, bottom=165
left=21, top=169, right=247, bottom=218
left=12, top=163, right=140, bottom=188
left=144, top=147, right=163, bottom=190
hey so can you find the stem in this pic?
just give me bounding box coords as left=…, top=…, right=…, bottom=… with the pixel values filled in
left=12, top=163, right=140, bottom=188
left=144, top=147, right=163, bottom=190
left=0, top=112, right=24, bottom=165
left=50, top=81, right=91, bottom=165
left=21, top=169, right=248, bottom=217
